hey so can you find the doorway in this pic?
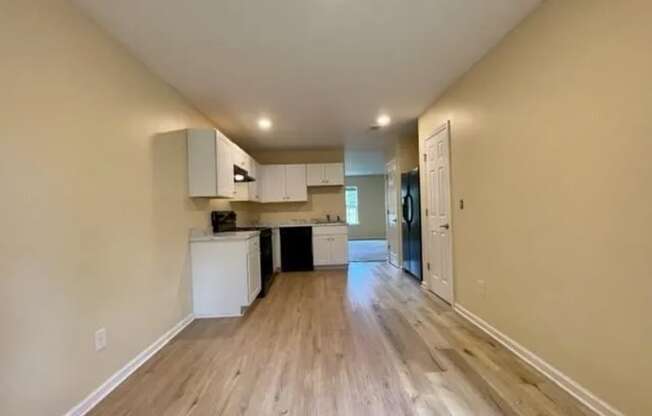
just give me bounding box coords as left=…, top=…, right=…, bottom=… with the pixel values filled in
left=423, top=122, right=454, bottom=303
left=345, top=175, right=388, bottom=262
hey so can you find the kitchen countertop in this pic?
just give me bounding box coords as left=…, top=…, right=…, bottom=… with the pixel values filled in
left=247, top=222, right=348, bottom=229
left=190, top=229, right=260, bottom=242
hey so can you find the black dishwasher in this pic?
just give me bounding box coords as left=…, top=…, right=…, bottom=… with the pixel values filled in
left=280, top=226, right=314, bottom=272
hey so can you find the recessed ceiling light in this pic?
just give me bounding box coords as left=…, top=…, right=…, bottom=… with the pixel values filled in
left=376, top=114, right=391, bottom=127
left=258, top=117, right=272, bottom=130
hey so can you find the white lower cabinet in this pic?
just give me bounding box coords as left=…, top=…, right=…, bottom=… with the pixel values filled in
left=247, top=239, right=261, bottom=303
left=312, top=235, right=332, bottom=265
left=312, top=226, right=348, bottom=266
left=329, top=234, right=348, bottom=264
left=191, top=234, right=261, bottom=317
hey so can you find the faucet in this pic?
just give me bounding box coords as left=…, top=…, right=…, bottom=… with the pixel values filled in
left=326, top=214, right=331, bottom=223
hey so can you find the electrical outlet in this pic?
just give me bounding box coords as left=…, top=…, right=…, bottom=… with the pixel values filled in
left=477, top=280, right=487, bottom=298
left=95, top=328, right=107, bottom=351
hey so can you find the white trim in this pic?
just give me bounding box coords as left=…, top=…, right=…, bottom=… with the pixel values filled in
left=64, top=314, right=195, bottom=416
left=384, top=158, right=401, bottom=268
left=453, top=304, right=624, bottom=416
left=195, top=313, right=242, bottom=318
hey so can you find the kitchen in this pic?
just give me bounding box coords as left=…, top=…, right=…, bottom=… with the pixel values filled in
left=186, top=128, right=349, bottom=318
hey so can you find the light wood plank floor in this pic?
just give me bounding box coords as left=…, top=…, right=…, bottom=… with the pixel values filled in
left=348, top=240, right=388, bottom=262
left=90, top=263, right=596, bottom=416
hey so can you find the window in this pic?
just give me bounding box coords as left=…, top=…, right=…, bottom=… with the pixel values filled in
left=345, top=186, right=359, bottom=225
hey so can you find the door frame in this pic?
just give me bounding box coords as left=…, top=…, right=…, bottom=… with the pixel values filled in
left=385, top=159, right=401, bottom=267
left=420, top=121, right=455, bottom=304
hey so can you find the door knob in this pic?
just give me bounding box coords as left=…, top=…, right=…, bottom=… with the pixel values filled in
left=440, top=224, right=450, bottom=230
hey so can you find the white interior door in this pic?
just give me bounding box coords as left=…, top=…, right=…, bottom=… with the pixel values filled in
left=385, top=160, right=400, bottom=267
left=424, top=124, right=453, bottom=303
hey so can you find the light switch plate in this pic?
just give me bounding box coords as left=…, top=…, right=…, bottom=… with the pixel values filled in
left=95, top=328, right=107, bottom=351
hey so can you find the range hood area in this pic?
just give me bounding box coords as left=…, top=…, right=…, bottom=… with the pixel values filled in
left=234, top=165, right=255, bottom=183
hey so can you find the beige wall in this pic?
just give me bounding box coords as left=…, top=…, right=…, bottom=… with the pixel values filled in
left=384, top=133, right=419, bottom=264
left=385, top=134, right=419, bottom=174
left=419, top=1, right=651, bottom=414
left=0, top=1, right=251, bottom=414
left=249, top=149, right=346, bottom=224
left=398, top=136, right=419, bottom=173
left=346, top=175, right=386, bottom=240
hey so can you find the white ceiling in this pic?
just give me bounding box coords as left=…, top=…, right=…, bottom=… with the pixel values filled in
left=74, top=0, right=540, bottom=150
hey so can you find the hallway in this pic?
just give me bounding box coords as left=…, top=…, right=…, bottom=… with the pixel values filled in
left=89, top=263, right=596, bottom=416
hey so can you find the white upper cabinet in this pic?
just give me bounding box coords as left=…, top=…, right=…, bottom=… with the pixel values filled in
left=233, top=160, right=261, bottom=202
left=285, top=164, right=308, bottom=201
left=248, top=157, right=258, bottom=179
left=187, top=128, right=259, bottom=199
left=217, top=132, right=236, bottom=198
left=249, top=161, right=261, bottom=201
left=324, top=163, right=344, bottom=185
left=231, top=142, right=250, bottom=172
left=261, top=164, right=307, bottom=203
left=306, top=163, right=344, bottom=186
left=187, top=129, right=235, bottom=198
left=261, top=165, right=286, bottom=202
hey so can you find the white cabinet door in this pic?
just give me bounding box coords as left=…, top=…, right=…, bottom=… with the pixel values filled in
left=231, top=142, right=248, bottom=171
left=306, top=163, right=344, bottom=186
left=187, top=129, right=217, bottom=197
left=216, top=133, right=235, bottom=198
left=247, top=249, right=261, bottom=303
left=261, top=165, right=286, bottom=202
left=284, top=164, right=307, bottom=201
left=323, top=163, right=344, bottom=185
left=248, top=161, right=260, bottom=201
left=306, top=164, right=324, bottom=186
left=233, top=182, right=249, bottom=201
left=249, top=159, right=258, bottom=180
left=247, top=180, right=259, bottom=202
left=330, top=234, right=348, bottom=265
left=312, top=235, right=331, bottom=266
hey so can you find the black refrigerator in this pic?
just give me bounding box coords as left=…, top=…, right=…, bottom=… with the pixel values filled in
left=401, top=169, right=422, bottom=281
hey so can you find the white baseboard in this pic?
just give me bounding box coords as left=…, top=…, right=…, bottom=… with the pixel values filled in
left=195, top=313, right=242, bottom=318
left=64, top=313, right=195, bottom=416
left=453, top=304, right=623, bottom=416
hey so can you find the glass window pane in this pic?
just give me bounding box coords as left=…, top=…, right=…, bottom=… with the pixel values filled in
left=345, top=186, right=359, bottom=225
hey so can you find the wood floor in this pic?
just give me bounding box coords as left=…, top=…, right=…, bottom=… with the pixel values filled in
left=90, top=263, right=596, bottom=416
left=348, top=239, right=388, bottom=262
